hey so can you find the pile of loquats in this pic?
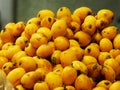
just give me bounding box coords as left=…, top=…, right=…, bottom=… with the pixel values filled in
left=0, top=6, right=120, bottom=90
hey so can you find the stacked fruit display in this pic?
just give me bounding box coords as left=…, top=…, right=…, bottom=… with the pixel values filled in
left=0, top=6, right=120, bottom=90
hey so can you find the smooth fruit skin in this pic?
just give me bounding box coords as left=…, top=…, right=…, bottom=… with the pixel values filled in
left=109, top=81, right=120, bottom=90
left=61, top=66, right=77, bottom=85
left=75, top=74, right=93, bottom=90
left=45, top=72, right=63, bottom=90
left=34, top=81, right=49, bottom=90
left=6, top=67, right=26, bottom=87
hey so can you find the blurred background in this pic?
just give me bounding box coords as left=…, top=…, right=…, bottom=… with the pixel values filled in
left=0, top=0, right=120, bottom=29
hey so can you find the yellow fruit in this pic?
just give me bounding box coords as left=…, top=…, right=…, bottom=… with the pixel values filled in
left=14, top=21, right=26, bottom=37
left=96, top=80, right=112, bottom=90
left=113, top=34, right=120, bottom=49
left=30, top=33, right=48, bottom=48
left=37, top=27, right=52, bottom=41
left=92, top=86, right=107, bottom=90
left=61, top=66, right=77, bottom=85
left=96, top=9, right=114, bottom=23
left=34, top=81, right=49, bottom=90
left=73, top=6, right=92, bottom=22
left=37, top=9, right=55, bottom=20
left=24, top=23, right=38, bottom=39
left=35, top=58, right=53, bottom=74
left=45, top=72, right=63, bottom=90
left=74, top=31, right=91, bottom=47
left=71, top=60, right=88, bottom=75
left=99, top=38, right=113, bottom=52
left=51, top=50, right=62, bottom=65
left=82, top=55, right=98, bottom=66
left=2, top=62, right=15, bottom=75
left=41, top=16, right=55, bottom=28
left=0, top=56, right=8, bottom=69
left=109, top=49, right=120, bottom=58
left=53, top=64, right=63, bottom=75
left=92, top=30, right=103, bottom=43
left=7, top=67, right=26, bottom=87
left=57, top=6, right=71, bottom=19
left=21, top=71, right=38, bottom=89
left=96, top=17, right=109, bottom=30
left=24, top=43, right=36, bottom=57
left=54, top=36, right=70, bottom=51
left=17, top=56, right=37, bottom=72
left=65, top=28, right=74, bottom=39
left=75, top=74, right=93, bottom=90
left=6, top=45, right=22, bottom=60
left=15, top=84, right=26, bottom=90
left=69, top=21, right=80, bottom=33
left=2, top=42, right=13, bottom=50
left=30, top=33, right=48, bottom=49
left=84, top=44, right=100, bottom=58
left=26, top=17, right=41, bottom=28
left=82, top=15, right=97, bottom=35
left=15, top=36, right=28, bottom=50
left=60, top=49, right=77, bottom=67
left=69, top=39, right=80, bottom=47
left=104, top=58, right=120, bottom=76
left=109, top=81, right=120, bottom=90
left=101, top=26, right=118, bottom=40
left=101, top=65, right=116, bottom=82
left=36, top=44, right=53, bottom=58
left=51, top=19, right=67, bottom=39
left=98, top=52, right=113, bottom=65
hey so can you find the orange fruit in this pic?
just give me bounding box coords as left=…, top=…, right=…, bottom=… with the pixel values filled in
left=113, top=34, right=120, bottom=49
left=74, top=31, right=91, bottom=47
left=37, top=9, right=55, bottom=20
left=96, top=80, right=112, bottom=90
left=82, top=55, right=98, bottom=66
left=60, top=49, right=77, bottom=67
left=6, top=45, right=22, bottom=60
left=45, top=71, right=63, bottom=90
left=30, top=33, right=48, bottom=48
left=61, top=66, right=77, bottom=85
left=73, top=6, right=92, bottom=22
left=84, top=44, right=100, bottom=58
left=96, top=17, right=109, bottom=30
left=69, top=39, right=80, bottom=47
left=101, top=26, right=118, bottom=40
left=37, top=27, right=52, bottom=41
left=24, top=23, right=38, bottom=39
left=35, top=58, right=53, bottom=74
left=2, top=42, right=13, bottom=50
left=34, top=81, right=49, bottom=90
left=81, top=15, right=97, bottom=35
left=11, top=51, right=27, bottom=63
left=41, top=16, right=55, bottom=28
left=24, top=43, right=36, bottom=57
left=51, top=19, right=67, bottom=39
left=54, top=36, right=70, bottom=51
left=65, top=28, right=74, bottom=39
left=17, top=56, right=37, bottom=72
left=69, top=21, right=80, bottom=33
left=104, top=58, right=120, bottom=76
left=0, top=56, right=8, bottom=69
left=109, top=49, right=120, bottom=58
left=99, top=38, right=113, bottom=52
left=36, top=44, right=53, bottom=58
left=96, top=9, right=114, bottom=24
left=75, top=74, right=93, bottom=90
left=26, top=17, right=41, bottom=28
left=15, top=36, right=28, bottom=50
left=98, top=52, right=113, bottom=65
